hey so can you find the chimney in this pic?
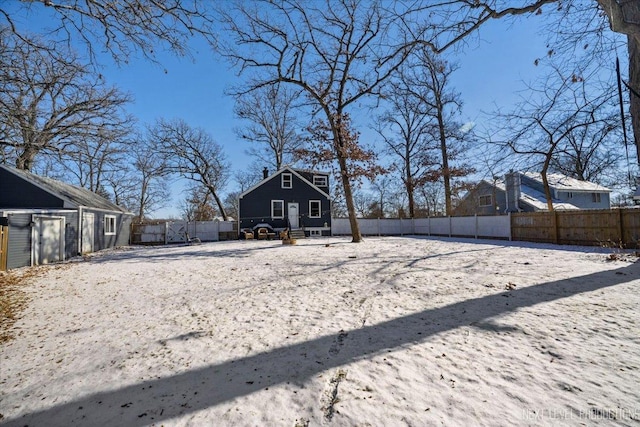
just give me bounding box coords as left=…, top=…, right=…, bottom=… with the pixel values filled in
left=504, top=171, right=521, bottom=212
left=263, top=167, right=268, bottom=179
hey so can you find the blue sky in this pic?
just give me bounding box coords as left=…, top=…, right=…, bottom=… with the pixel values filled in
left=107, top=16, right=553, bottom=218
left=12, top=3, right=563, bottom=218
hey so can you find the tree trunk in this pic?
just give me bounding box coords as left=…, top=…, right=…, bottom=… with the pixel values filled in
left=338, top=153, right=362, bottom=242
left=406, top=180, right=416, bottom=218
left=16, top=146, right=38, bottom=171
left=541, top=154, right=554, bottom=211
left=207, top=186, right=229, bottom=221
left=629, top=34, right=640, bottom=165
left=405, top=156, right=415, bottom=217
left=598, top=0, right=640, bottom=163
left=330, top=112, right=362, bottom=243
left=436, top=107, right=452, bottom=216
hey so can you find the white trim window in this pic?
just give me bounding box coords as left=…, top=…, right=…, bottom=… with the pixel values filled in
left=271, top=200, right=284, bottom=218
left=478, top=194, right=492, bottom=207
left=281, top=173, right=292, bottom=189
left=313, top=175, right=327, bottom=187
left=104, top=215, right=116, bottom=235
left=309, top=200, right=321, bottom=218
left=592, top=193, right=601, bottom=203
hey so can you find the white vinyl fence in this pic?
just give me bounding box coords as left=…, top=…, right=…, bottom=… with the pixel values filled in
left=331, top=215, right=511, bottom=240
left=133, top=216, right=510, bottom=245
left=132, top=220, right=237, bottom=244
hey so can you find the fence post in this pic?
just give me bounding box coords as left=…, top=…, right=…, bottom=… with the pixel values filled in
left=400, top=217, right=403, bottom=236
left=0, top=224, right=8, bottom=271
left=475, top=214, right=478, bottom=239
left=164, top=221, right=169, bottom=245
left=377, top=217, right=380, bottom=237
left=508, top=212, right=512, bottom=241
left=448, top=216, right=452, bottom=237
left=428, top=216, right=431, bottom=236
left=552, top=211, right=559, bottom=244
left=618, top=208, right=624, bottom=247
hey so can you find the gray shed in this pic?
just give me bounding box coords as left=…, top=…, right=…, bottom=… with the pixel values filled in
left=0, top=164, right=133, bottom=270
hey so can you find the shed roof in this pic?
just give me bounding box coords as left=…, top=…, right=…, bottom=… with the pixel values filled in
left=0, top=164, right=131, bottom=213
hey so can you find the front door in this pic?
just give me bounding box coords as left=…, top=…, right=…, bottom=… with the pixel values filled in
left=288, top=203, right=299, bottom=229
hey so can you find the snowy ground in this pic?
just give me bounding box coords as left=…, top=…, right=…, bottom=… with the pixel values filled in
left=1, top=236, right=639, bottom=427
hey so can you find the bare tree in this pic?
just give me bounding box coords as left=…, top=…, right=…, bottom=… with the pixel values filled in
left=103, top=167, right=138, bottom=211
left=594, top=0, right=640, bottom=161
left=218, top=0, right=422, bottom=242
left=218, top=1, right=565, bottom=241
left=130, top=137, right=170, bottom=222
left=377, top=49, right=473, bottom=217
left=234, top=168, right=263, bottom=192
left=369, top=176, right=397, bottom=219
left=550, top=117, right=623, bottom=183
left=376, top=78, right=438, bottom=217
left=414, top=52, right=474, bottom=216
left=57, top=129, right=133, bottom=194
left=149, top=118, right=230, bottom=220
left=180, top=184, right=219, bottom=221
left=234, top=84, right=303, bottom=171
left=416, top=0, right=639, bottom=162
left=417, top=182, right=446, bottom=217
left=0, top=28, right=133, bottom=171
left=0, top=0, right=217, bottom=66
left=501, top=65, right=617, bottom=210
left=223, top=191, right=240, bottom=221
left=353, top=190, right=375, bottom=218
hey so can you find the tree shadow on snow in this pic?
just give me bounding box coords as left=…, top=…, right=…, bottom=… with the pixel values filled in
left=81, top=240, right=287, bottom=264
left=3, top=260, right=639, bottom=427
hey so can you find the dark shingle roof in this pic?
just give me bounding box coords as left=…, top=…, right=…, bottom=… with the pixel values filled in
left=1, top=164, right=130, bottom=213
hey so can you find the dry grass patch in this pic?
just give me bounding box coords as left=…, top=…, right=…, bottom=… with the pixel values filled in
left=0, top=269, right=39, bottom=344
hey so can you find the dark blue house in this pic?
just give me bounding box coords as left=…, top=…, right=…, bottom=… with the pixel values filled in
left=238, top=167, right=332, bottom=237
left=0, top=164, right=132, bottom=270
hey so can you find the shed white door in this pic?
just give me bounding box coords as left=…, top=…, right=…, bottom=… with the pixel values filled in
left=82, top=213, right=94, bottom=254
left=34, top=216, right=64, bottom=265
left=288, top=203, right=299, bottom=229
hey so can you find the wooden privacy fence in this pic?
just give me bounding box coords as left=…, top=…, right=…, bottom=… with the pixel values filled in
left=333, top=208, right=640, bottom=248
left=0, top=218, right=8, bottom=271
left=511, top=209, right=640, bottom=248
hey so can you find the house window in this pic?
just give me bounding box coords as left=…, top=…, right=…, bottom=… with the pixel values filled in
left=271, top=200, right=284, bottom=218
left=478, top=195, right=492, bottom=207
left=313, top=175, right=327, bottom=187
left=309, top=200, right=321, bottom=218
left=104, top=215, right=116, bottom=235
left=567, top=192, right=573, bottom=199
left=592, top=193, right=601, bottom=203
left=281, top=173, right=292, bottom=189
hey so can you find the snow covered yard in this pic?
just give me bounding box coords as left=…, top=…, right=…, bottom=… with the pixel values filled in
left=1, top=236, right=639, bottom=426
